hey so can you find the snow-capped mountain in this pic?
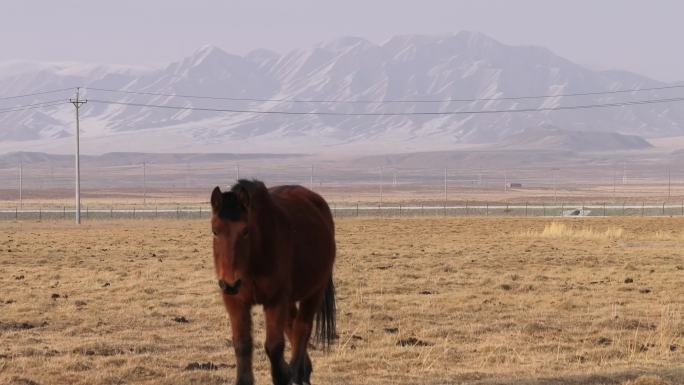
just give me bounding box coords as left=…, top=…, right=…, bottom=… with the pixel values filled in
left=1, top=31, right=683, bottom=154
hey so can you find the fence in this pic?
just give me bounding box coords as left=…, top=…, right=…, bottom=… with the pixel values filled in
left=1, top=160, right=683, bottom=207
left=3, top=202, right=684, bottom=221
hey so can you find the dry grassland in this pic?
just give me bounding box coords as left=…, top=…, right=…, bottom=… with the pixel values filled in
left=1, top=217, right=684, bottom=385
left=5, top=180, right=684, bottom=210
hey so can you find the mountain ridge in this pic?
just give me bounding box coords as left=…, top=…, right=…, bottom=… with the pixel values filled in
left=0, top=31, right=682, bottom=154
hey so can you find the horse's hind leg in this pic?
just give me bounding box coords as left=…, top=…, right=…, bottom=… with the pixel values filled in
left=264, top=303, right=291, bottom=385
left=289, top=294, right=322, bottom=384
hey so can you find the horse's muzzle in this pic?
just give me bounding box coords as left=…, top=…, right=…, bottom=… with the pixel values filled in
left=218, top=278, right=242, bottom=295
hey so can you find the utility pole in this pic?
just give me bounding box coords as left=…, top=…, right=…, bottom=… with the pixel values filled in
left=142, top=161, right=147, bottom=207
left=379, top=167, right=383, bottom=206
left=504, top=170, right=508, bottom=192
left=613, top=167, right=617, bottom=201
left=185, top=162, right=190, bottom=189
left=69, top=87, right=87, bottom=225
left=552, top=168, right=558, bottom=203
left=444, top=168, right=448, bottom=206
left=18, top=159, right=22, bottom=209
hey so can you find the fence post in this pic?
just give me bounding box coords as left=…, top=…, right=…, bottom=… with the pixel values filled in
left=15, top=207, right=18, bottom=220
left=641, top=202, right=644, bottom=216
left=333, top=203, right=336, bottom=218
left=622, top=202, right=625, bottom=216
left=465, top=201, right=468, bottom=216
left=133, top=207, right=136, bottom=218
left=525, top=202, right=528, bottom=217
left=155, top=206, right=158, bottom=218
left=421, top=204, right=424, bottom=216
left=603, top=202, right=606, bottom=217
left=86, top=206, right=89, bottom=219
left=39, top=208, right=41, bottom=221
left=486, top=203, right=488, bottom=216
left=177, top=206, right=180, bottom=219
left=543, top=203, right=546, bottom=216
left=110, top=208, right=113, bottom=219
left=662, top=202, right=665, bottom=216
left=199, top=206, right=202, bottom=218
left=63, top=206, right=66, bottom=219
left=399, top=204, right=402, bottom=217
left=356, top=202, right=359, bottom=217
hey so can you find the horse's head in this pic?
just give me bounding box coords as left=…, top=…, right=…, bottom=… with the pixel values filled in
left=210, top=184, right=251, bottom=295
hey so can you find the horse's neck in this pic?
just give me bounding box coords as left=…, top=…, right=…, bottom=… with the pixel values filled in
left=247, top=208, right=282, bottom=274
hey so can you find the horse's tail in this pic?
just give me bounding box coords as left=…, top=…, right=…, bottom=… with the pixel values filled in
left=314, top=276, right=336, bottom=349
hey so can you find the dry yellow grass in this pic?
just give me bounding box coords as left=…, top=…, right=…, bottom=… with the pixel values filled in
left=621, top=375, right=670, bottom=385
left=526, top=222, right=625, bottom=240
left=1, top=217, right=684, bottom=385
left=648, top=230, right=684, bottom=241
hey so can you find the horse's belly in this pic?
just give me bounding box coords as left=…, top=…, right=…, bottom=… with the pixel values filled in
left=290, top=235, right=334, bottom=300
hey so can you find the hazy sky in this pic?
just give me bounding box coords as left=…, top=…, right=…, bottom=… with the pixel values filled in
left=2, top=0, right=683, bottom=81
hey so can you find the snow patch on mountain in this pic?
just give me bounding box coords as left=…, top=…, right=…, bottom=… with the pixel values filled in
left=1, top=31, right=683, bottom=154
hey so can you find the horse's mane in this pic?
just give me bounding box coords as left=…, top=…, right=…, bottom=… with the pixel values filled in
left=231, top=179, right=270, bottom=210
left=216, top=190, right=244, bottom=220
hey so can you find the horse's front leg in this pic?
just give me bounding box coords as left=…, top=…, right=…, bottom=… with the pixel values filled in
left=264, top=303, right=290, bottom=385
left=289, top=295, right=322, bottom=385
left=225, top=298, right=254, bottom=385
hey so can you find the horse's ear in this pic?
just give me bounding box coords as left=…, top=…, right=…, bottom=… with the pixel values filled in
left=211, top=186, right=222, bottom=213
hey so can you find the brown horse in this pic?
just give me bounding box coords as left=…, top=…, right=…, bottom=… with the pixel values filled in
left=210, top=180, right=336, bottom=385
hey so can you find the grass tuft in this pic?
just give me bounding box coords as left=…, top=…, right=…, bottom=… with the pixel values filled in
left=622, top=375, right=670, bottom=385
left=529, top=222, right=624, bottom=240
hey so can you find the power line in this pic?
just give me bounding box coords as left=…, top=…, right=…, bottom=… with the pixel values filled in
left=86, top=84, right=684, bottom=104
left=88, top=96, right=684, bottom=116
left=0, top=87, right=74, bottom=101
left=0, top=100, right=66, bottom=115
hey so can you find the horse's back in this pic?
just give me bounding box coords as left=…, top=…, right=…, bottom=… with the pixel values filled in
left=269, top=185, right=333, bottom=226
left=269, top=185, right=335, bottom=298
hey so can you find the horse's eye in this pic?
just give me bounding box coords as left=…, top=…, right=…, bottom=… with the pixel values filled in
left=212, top=230, right=218, bottom=236
left=241, top=228, right=249, bottom=238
